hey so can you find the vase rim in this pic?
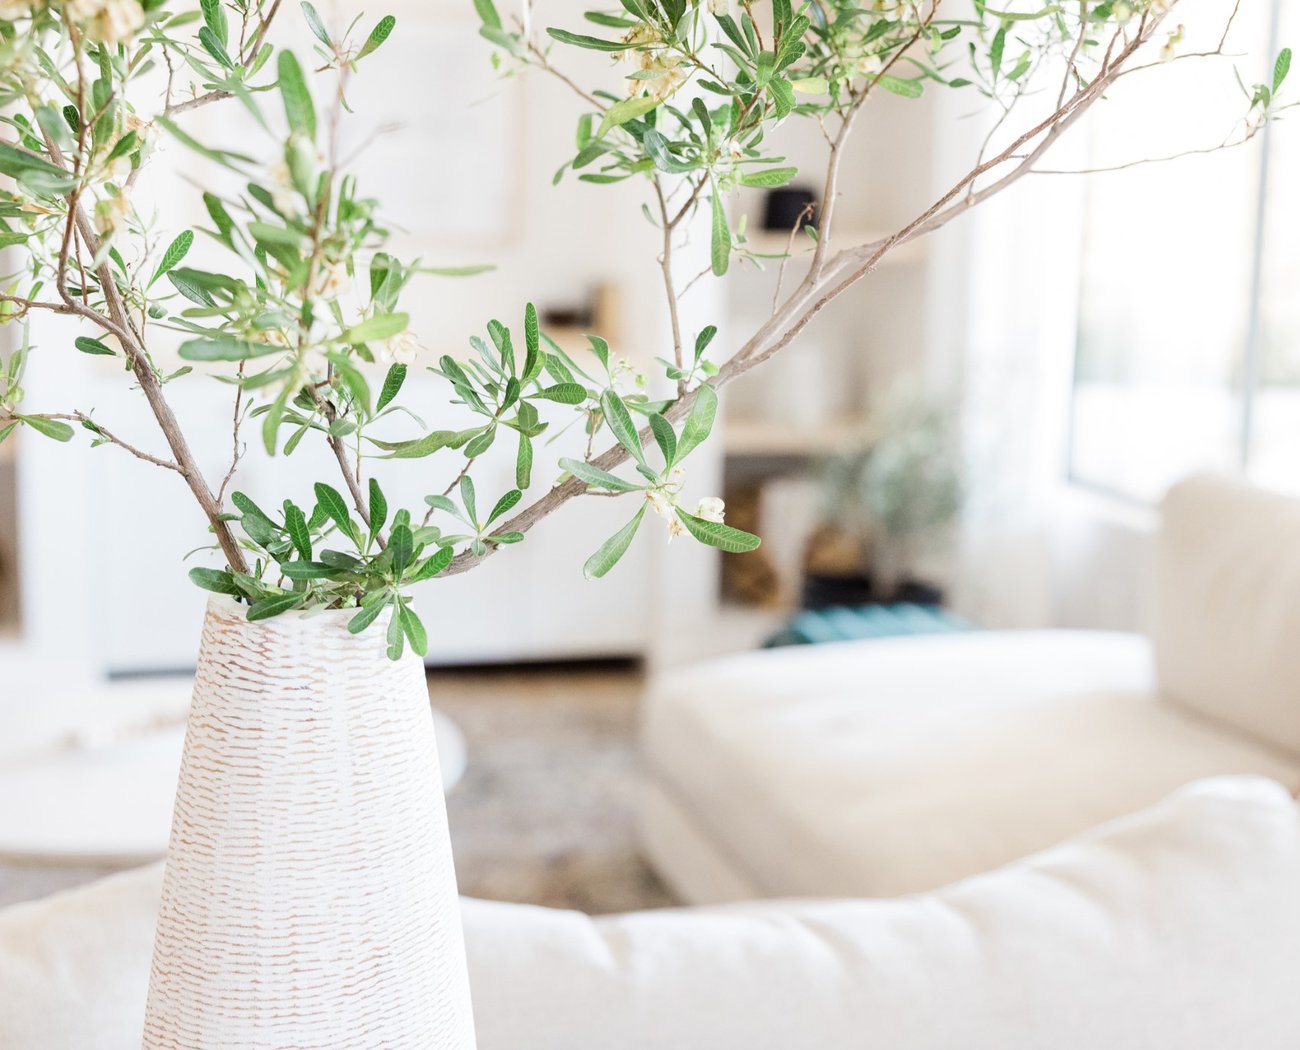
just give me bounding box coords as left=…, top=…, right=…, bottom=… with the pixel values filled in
left=204, top=591, right=388, bottom=628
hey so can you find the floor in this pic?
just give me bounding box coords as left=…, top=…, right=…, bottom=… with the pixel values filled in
left=0, top=664, right=675, bottom=913
left=437, top=663, right=676, bottom=914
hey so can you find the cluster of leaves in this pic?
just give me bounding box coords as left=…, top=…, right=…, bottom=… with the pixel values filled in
left=190, top=478, right=449, bottom=660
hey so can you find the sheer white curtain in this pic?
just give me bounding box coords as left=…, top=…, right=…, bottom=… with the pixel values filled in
left=922, top=87, right=1088, bottom=629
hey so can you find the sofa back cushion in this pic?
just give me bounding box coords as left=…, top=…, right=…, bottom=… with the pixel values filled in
left=3, top=777, right=1299, bottom=1050
left=1154, top=473, right=1300, bottom=758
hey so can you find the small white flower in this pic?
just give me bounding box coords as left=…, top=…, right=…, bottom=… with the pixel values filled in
left=646, top=489, right=674, bottom=519
left=313, top=262, right=349, bottom=299
left=857, top=54, right=883, bottom=78
left=381, top=329, right=418, bottom=366
left=93, top=191, right=130, bottom=236
left=123, top=111, right=160, bottom=151
left=645, top=488, right=686, bottom=541
left=105, top=152, right=131, bottom=183
left=695, top=496, right=725, bottom=523
left=268, top=161, right=299, bottom=216
left=68, top=0, right=145, bottom=43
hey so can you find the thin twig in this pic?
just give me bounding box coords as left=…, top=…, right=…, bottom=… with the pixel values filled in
left=0, top=411, right=181, bottom=472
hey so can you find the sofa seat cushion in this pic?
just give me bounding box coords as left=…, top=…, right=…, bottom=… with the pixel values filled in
left=3, top=779, right=1299, bottom=1050
left=643, top=630, right=1300, bottom=899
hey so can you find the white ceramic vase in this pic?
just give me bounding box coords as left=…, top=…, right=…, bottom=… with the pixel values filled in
left=142, top=595, right=476, bottom=1049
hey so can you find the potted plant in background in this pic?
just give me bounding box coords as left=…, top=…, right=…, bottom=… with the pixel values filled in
left=809, top=390, right=962, bottom=607
left=0, top=0, right=1282, bottom=1044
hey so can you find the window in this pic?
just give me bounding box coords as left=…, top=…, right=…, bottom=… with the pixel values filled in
left=1069, top=0, right=1296, bottom=502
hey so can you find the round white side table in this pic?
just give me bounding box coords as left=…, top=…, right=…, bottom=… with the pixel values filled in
left=0, top=674, right=467, bottom=864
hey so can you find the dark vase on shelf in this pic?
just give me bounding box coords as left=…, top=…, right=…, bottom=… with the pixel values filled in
left=890, top=579, right=946, bottom=606
left=801, top=572, right=874, bottom=610
left=762, top=186, right=818, bottom=232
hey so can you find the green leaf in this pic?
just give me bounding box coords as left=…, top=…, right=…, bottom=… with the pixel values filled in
left=408, top=545, right=453, bottom=582
left=283, top=501, right=312, bottom=560
left=188, top=567, right=240, bottom=594
left=300, top=1, right=331, bottom=45
left=75, top=336, right=115, bottom=356
left=649, top=413, right=677, bottom=466
left=357, top=14, right=396, bottom=60
left=349, top=598, right=389, bottom=634
left=584, top=506, right=645, bottom=579
left=878, top=74, right=924, bottom=99
left=487, top=488, right=521, bottom=525
left=279, top=560, right=340, bottom=580
left=320, top=548, right=363, bottom=570
left=791, top=76, right=828, bottom=95
left=18, top=416, right=74, bottom=441
left=149, top=230, right=194, bottom=287
left=372, top=428, right=475, bottom=459
left=389, top=523, right=414, bottom=575
left=199, top=26, right=236, bottom=69
left=516, top=432, right=534, bottom=488
left=586, top=334, right=611, bottom=371
left=675, top=509, right=761, bottom=553
left=200, top=0, right=228, bottom=43
left=990, top=23, right=1007, bottom=80
left=560, top=457, right=644, bottom=492
left=597, top=95, right=659, bottom=138
left=600, top=390, right=645, bottom=465
left=768, top=77, right=795, bottom=118
left=247, top=593, right=304, bottom=621
left=399, top=602, right=428, bottom=656
left=178, top=336, right=281, bottom=361
left=168, top=269, right=217, bottom=307
left=262, top=383, right=290, bottom=456
left=533, top=383, right=588, bottom=404
left=376, top=362, right=406, bottom=412
left=231, top=491, right=282, bottom=548
left=694, top=325, right=717, bottom=362
left=676, top=383, right=717, bottom=461
left=342, top=312, right=408, bottom=344
left=738, top=166, right=798, bottom=188
left=314, top=481, right=359, bottom=544
left=460, top=475, right=478, bottom=524
left=368, top=477, right=388, bottom=539
left=710, top=181, right=731, bottom=276
left=1275, top=47, right=1292, bottom=93
left=546, top=27, right=628, bottom=52
left=0, top=142, right=75, bottom=194
left=386, top=603, right=405, bottom=659
left=473, top=0, right=501, bottom=28
left=277, top=51, right=316, bottom=142
left=523, top=301, right=540, bottom=378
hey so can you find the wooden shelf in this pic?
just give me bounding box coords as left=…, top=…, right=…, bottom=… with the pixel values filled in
left=723, top=416, right=873, bottom=459
left=744, top=227, right=926, bottom=266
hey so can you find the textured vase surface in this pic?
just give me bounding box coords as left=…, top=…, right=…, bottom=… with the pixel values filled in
left=142, top=595, right=476, bottom=1049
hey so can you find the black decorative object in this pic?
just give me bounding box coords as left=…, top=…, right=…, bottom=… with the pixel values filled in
left=762, top=186, right=818, bottom=232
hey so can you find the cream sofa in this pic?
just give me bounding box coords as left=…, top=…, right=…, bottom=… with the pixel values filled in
left=642, top=474, right=1300, bottom=902
left=3, top=777, right=1299, bottom=1050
